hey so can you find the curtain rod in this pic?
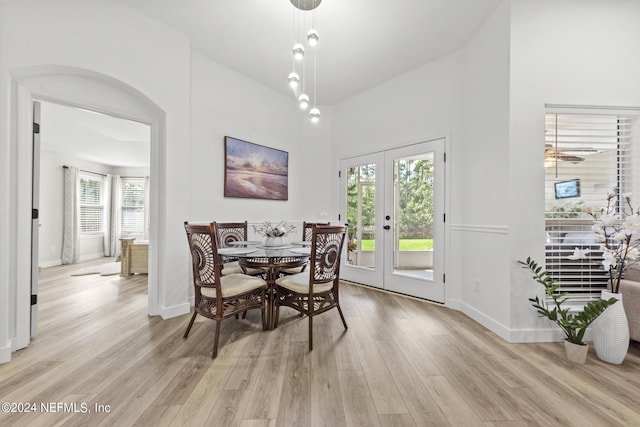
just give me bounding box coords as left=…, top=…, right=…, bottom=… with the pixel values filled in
left=62, top=165, right=107, bottom=177
left=62, top=166, right=146, bottom=180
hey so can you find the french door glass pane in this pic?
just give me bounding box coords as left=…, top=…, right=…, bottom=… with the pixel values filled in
left=346, top=164, right=376, bottom=270
left=393, top=153, right=434, bottom=279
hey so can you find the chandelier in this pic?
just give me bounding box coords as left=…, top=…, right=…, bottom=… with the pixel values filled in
left=288, top=0, right=321, bottom=123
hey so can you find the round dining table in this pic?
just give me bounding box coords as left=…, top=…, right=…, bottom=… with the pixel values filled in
left=234, top=245, right=311, bottom=330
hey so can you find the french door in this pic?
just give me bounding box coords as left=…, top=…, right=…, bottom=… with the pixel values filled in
left=339, top=139, right=445, bottom=302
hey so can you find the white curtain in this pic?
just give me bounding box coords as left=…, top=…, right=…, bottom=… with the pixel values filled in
left=144, top=175, right=150, bottom=240
left=61, top=166, right=79, bottom=264
left=105, top=174, right=121, bottom=257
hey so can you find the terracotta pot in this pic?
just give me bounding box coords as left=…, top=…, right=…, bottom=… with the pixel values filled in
left=564, top=340, right=588, bottom=364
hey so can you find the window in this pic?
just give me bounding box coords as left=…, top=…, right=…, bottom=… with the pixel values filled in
left=79, top=174, right=104, bottom=234
left=544, top=110, right=639, bottom=299
left=121, top=178, right=145, bottom=235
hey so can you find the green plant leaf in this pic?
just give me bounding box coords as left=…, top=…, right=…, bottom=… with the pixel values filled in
left=519, top=258, right=616, bottom=345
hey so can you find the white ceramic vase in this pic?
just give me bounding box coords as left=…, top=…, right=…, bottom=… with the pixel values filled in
left=592, top=290, right=629, bottom=364
left=563, top=340, right=588, bottom=364
left=265, top=236, right=284, bottom=247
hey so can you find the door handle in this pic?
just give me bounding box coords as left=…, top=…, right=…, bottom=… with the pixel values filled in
left=383, top=225, right=391, bottom=230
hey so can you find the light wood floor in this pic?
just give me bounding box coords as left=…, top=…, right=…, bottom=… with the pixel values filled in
left=1, top=259, right=640, bottom=426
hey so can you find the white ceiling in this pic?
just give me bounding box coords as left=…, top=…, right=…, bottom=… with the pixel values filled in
left=120, top=0, right=503, bottom=105
left=40, top=0, right=502, bottom=166
left=40, top=101, right=150, bottom=168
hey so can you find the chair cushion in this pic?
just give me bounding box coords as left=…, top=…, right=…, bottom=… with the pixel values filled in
left=221, top=261, right=263, bottom=276
left=280, top=265, right=306, bottom=275
left=201, top=274, right=266, bottom=298
left=275, top=272, right=333, bottom=294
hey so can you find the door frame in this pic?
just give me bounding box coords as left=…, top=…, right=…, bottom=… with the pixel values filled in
left=339, top=152, right=385, bottom=288
left=31, top=100, right=41, bottom=338
left=338, top=135, right=450, bottom=303
left=382, top=139, right=446, bottom=302
left=11, top=67, right=165, bottom=352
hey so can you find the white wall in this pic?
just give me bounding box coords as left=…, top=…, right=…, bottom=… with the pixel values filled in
left=332, top=52, right=463, bottom=159
left=333, top=0, right=640, bottom=344
left=189, top=52, right=334, bottom=226
left=0, top=0, right=334, bottom=363
left=331, top=1, right=512, bottom=336
left=38, top=150, right=151, bottom=267
left=0, top=0, right=191, bottom=362
left=453, top=0, right=511, bottom=337
left=38, top=151, right=111, bottom=267
left=509, top=0, right=640, bottom=339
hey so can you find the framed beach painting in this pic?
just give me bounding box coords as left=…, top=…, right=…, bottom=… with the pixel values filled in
left=224, top=136, right=289, bottom=200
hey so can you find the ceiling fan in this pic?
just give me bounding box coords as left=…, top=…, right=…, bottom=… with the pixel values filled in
left=544, top=144, right=585, bottom=163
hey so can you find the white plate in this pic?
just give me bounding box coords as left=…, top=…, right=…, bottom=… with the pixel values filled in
left=227, top=240, right=262, bottom=246
left=291, top=240, right=311, bottom=246
left=218, top=247, right=257, bottom=255
left=289, top=247, right=311, bottom=255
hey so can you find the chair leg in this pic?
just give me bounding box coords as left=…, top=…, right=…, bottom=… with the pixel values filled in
left=212, top=320, right=221, bottom=359
left=337, top=304, right=348, bottom=330
left=183, top=310, right=198, bottom=339
left=242, top=310, right=247, bottom=319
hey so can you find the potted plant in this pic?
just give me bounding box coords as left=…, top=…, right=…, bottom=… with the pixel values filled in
left=252, top=220, right=296, bottom=247
left=519, top=257, right=617, bottom=363
left=569, top=189, right=639, bottom=363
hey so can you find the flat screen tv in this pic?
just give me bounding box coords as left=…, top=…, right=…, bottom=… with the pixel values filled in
left=554, top=179, right=580, bottom=199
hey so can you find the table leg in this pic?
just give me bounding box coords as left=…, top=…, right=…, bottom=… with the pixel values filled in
left=265, top=269, right=278, bottom=331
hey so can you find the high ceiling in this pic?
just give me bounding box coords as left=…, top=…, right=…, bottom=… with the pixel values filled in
left=40, top=0, right=503, bottom=166
left=120, top=0, right=503, bottom=105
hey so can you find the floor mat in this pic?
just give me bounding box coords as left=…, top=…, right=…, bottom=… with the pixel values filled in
left=71, top=262, right=121, bottom=276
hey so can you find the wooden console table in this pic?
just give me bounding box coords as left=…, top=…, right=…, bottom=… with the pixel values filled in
left=120, top=238, right=149, bottom=276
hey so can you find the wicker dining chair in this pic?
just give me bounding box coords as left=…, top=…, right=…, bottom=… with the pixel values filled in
left=183, top=222, right=267, bottom=358
left=274, top=224, right=347, bottom=351
left=214, top=221, right=263, bottom=276
left=302, top=221, right=330, bottom=241
left=280, top=221, right=330, bottom=275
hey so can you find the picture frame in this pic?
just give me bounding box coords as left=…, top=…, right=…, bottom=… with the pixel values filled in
left=224, top=136, right=289, bottom=200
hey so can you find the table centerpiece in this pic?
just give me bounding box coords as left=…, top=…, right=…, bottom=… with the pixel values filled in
left=253, top=220, right=296, bottom=247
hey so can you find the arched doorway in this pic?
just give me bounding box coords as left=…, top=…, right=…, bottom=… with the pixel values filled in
left=10, top=65, right=165, bottom=351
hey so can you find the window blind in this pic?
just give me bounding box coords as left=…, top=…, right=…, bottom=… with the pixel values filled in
left=80, top=175, right=104, bottom=234
left=544, top=112, right=637, bottom=299
left=121, top=178, right=145, bottom=234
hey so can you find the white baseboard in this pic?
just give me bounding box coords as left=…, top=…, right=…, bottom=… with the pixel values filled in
left=79, top=252, right=106, bottom=262
left=40, top=254, right=107, bottom=268
left=459, top=301, right=512, bottom=342
left=458, top=300, right=583, bottom=343
left=0, top=343, right=12, bottom=364
left=39, top=259, right=62, bottom=268
left=444, top=297, right=462, bottom=311
left=507, top=327, right=565, bottom=343
left=161, top=302, right=191, bottom=320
